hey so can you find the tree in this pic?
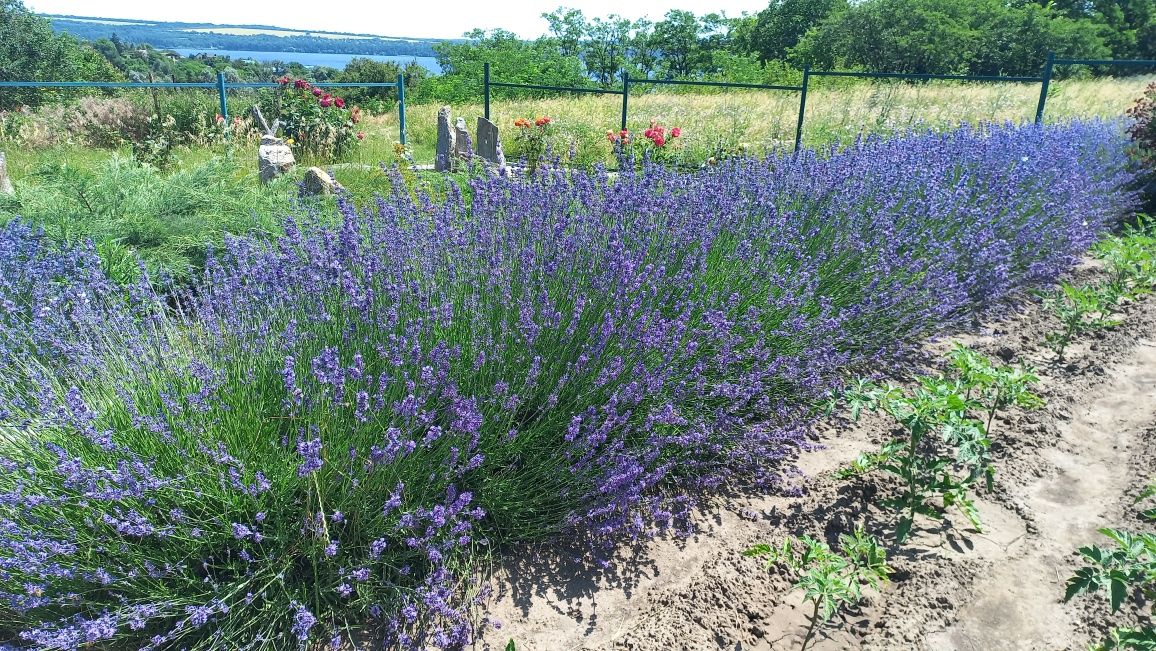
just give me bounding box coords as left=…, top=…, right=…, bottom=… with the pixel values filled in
left=747, top=0, right=848, bottom=63
left=422, top=29, right=588, bottom=103
left=653, top=9, right=709, bottom=78
left=974, top=4, right=1108, bottom=76
left=583, top=15, right=633, bottom=86
left=791, top=0, right=1108, bottom=76
left=0, top=0, right=123, bottom=109
left=542, top=7, right=587, bottom=58
left=337, top=57, right=403, bottom=106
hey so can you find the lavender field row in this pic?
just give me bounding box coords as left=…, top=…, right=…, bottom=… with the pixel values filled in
left=0, top=120, right=1140, bottom=650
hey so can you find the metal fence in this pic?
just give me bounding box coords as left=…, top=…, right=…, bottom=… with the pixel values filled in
left=0, top=71, right=409, bottom=145
left=483, top=53, right=1156, bottom=153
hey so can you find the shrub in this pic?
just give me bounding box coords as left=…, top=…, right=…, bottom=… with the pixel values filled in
left=1127, top=82, right=1156, bottom=168
left=0, top=121, right=1137, bottom=649
left=509, top=116, right=553, bottom=173
left=269, top=77, right=362, bottom=162
left=66, top=97, right=151, bottom=149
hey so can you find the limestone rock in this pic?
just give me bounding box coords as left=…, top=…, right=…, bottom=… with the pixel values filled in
left=435, top=106, right=456, bottom=172
left=454, top=117, right=473, bottom=159
left=475, top=117, right=500, bottom=162
left=0, top=152, right=12, bottom=195
left=300, top=167, right=343, bottom=196
left=258, top=135, right=295, bottom=184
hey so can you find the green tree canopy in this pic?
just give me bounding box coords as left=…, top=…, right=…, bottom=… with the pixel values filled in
left=791, top=0, right=1108, bottom=76
left=422, top=28, right=589, bottom=103
left=0, top=0, right=123, bottom=109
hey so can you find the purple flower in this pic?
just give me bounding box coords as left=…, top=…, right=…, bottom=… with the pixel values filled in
left=296, top=437, right=324, bottom=476
left=291, top=602, right=317, bottom=641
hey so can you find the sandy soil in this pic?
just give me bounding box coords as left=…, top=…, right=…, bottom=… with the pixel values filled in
left=476, top=271, right=1156, bottom=651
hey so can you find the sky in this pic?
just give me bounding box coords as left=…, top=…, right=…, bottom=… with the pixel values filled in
left=26, top=1, right=768, bottom=40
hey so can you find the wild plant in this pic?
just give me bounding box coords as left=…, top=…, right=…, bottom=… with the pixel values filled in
left=1064, top=485, right=1156, bottom=650
left=745, top=528, right=890, bottom=651
left=1043, top=281, right=1123, bottom=360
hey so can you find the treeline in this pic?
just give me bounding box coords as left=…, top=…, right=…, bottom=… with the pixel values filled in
left=4, top=0, right=1156, bottom=113
left=46, top=15, right=441, bottom=58
left=428, top=0, right=1155, bottom=101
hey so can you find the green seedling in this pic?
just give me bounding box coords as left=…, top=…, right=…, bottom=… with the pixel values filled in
left=1043, top=281, right=1123, bottom=360
left=835, top=346, right=1040, bottom=542
left=745, top=528, right=890, bottom=651
left=1064, top=484, right=1156, bottom=650
left=1097, top=215, right=1156, bottom=298
left=1139, top=479, right=1156, bottom=524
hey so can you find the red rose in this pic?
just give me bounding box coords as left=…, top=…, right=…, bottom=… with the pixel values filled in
left=294, top=79, right=308, bottom=89
left=277, top=76, right=290, bottom=85
left=357, top=131, right=365, bottom=140
left=320, top=95, right=333, bottom=108
left=671, top=127, right=681, bottom=138
left=335, top=97, right=345, bottom=109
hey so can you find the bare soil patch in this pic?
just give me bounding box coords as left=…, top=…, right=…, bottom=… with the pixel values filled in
left=477, top=278, right=1156, bottom=651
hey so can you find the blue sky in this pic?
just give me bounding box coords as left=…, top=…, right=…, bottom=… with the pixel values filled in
left=28, top=1, right=768, bottom=40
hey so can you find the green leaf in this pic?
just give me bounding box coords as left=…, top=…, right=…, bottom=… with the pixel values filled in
left=1109, top=576, right=1128, bottom=613
left=743, top=544, right=772, bottom=558
left=505, top=639, right=517, bottom=651
left=895, top=516, right=913, bottom=544
left=1064, top=568, right=1097, bottom=602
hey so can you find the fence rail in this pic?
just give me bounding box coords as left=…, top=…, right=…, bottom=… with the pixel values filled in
left=2, top=72, right=409, bottom=145
left=483, top=52, right=1156, bottom=153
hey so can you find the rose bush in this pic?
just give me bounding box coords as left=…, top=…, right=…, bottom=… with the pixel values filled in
left=272, top=76, right=362, bottom=161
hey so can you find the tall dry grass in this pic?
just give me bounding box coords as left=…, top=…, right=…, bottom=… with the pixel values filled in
left=359, top=75, right=1156, bottom=165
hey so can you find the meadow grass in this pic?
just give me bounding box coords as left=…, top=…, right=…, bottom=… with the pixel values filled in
left=4, top=76, right=1151, bottom=179
left=364, top=75, right=1156, bottom=165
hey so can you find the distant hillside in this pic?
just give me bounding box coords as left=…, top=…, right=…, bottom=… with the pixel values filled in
left=43, top=14, right=447, bottom=57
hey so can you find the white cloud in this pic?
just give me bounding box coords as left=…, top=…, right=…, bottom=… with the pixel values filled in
left=27, top=0, right=767, bottom=40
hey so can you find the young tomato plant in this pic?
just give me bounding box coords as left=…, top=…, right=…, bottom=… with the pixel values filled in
left=1043, top=281, right=1123, bottom=361
left=1096, top=215, right=1156, bottom=300
left=745, top=528, right=890, bottom=651
left=948, top=344, right=1043, bottom=487
left=1064, top=484, right=1156, bottom=650
left=835, top=346, right=1040, bottom=542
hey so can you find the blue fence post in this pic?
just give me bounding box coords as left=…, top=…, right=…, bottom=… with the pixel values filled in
left=1035, top=52, right=1055, bottom=125
left=397, top=73, right=407, bottom=146
left=216, top=72, right=228, bottom=122
left=484, top=62, right=491, bottom=121
left=794, top=66, right=810, bottom=153
left=620, top=73, right=630, bottom=132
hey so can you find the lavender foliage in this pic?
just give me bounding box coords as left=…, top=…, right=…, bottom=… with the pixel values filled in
left=0, top=121, right=1138, bottom=649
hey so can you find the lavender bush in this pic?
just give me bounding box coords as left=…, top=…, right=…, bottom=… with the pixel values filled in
left=0, top=121, right=1138, bottom=650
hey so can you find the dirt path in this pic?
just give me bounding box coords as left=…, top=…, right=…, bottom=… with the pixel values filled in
left=478, top=289, right=1156, bottom=651
left=925, top=338, right=1156, bottom=651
